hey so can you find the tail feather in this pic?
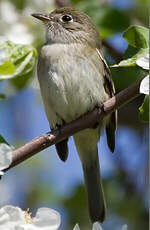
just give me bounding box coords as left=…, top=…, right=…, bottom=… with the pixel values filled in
left=55, top=138, right=68, bottom=161
left=74, top=128, right=106, bottom=223
left=82, top=152, right=106, bottom=223
left=106, top=111, right=117, bottom=153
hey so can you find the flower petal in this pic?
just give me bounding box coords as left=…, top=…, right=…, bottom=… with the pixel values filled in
left=140, top=75, right=149, bottom=95
left=0, top=205, right=25, bottom=229
left=136, top=54, right=149, bottom=70
left=0, top=206, right=61, bottom=230
left=92, top=222, right=103, bottom=230
left=73, top=224, right=80, bottom=230
left=33, top=207, right=61, bottom=230
left=0, top=48, right=5, bottom=65
left=0, top=144, right=13, bottom=171
left=121, top=224, right=128, bottom=230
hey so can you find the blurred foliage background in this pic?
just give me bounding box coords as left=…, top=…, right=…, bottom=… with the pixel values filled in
left=0, top=0, right=149, bottom=229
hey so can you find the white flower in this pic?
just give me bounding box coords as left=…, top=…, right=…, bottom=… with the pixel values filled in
left=92, top=222, right=103, bottom=230
left=0, top=206, right=128, bottom=230
left=136, top=54, right=149, bottom=70
left=139, top=75, right=149, bottom=95
left=73, top=222, right=103, bottom=230
left=122, top=224, right=128, bottom=230
left=136, top=54, right=149, bottom=95
left=0, top=206, right=60, bottom=230
left=0, top=144, right=12, bottom=176
left=0, top=1, right=19, bottom=23
left=73, top=224, right=80, bottom=230
left=5, top=23, right=34, bottom=45
left=73, top=222, right=128, bottom=230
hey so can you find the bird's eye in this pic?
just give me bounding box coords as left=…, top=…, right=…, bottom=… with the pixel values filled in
left=61, top=15, right=73, bottom=22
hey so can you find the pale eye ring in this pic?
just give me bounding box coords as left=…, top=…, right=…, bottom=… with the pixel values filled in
left=60, top=14, right=73, bottom=22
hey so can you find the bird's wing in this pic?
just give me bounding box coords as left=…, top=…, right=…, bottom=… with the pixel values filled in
left=96, top=48, right=117, bottom=152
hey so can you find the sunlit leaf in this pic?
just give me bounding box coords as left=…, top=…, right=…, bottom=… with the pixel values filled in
left=0, top=41, right=37, bottom=83
left=112, top=26, right=149, bottom=69
left=0, top=61, right=15, bottom=75
left=123, top=26, right=149, bottom=48
left=112, top=48, right=149, bottom=67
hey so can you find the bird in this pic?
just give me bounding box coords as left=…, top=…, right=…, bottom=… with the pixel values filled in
left=32, top=6, right=117, bottom=223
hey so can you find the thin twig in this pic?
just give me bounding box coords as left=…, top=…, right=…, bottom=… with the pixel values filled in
left=4, top=79, right=141, bottom=172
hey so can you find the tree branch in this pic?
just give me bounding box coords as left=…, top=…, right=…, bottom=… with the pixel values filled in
left=4, top=79, right=142, bottom=172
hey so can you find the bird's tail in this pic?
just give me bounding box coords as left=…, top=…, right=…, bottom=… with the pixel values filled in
left=74, top=129, right=106, bottom=223
left=82, top=150, right=106, bottom=223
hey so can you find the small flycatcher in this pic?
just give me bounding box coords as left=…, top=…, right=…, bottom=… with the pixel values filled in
left=32, top=7, right=117, bottom=223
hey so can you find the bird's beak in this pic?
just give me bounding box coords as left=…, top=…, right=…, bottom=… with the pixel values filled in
left=31, top=13, right=50, bottom=22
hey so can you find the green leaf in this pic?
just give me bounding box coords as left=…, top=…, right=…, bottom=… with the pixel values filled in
left=112, top=25, right=149, bottom=68
left=0, top=61, right=15, bottom=75
left=139, top=95, right=149, bottom=122
left=112, top=48, right=149, bottom=67
left=111, top=66, right=147, bottom=91
left=11, top=70, right=34, bottom=90
left=0, top=135, right=9, bottom=145
left=0, top=94, right=6, bottom=100
left=98, top=8, right=130, bottom=38
left=134, top=0, right=149, bottom=26
left=0, top=41, right=37, bottom=82
left=123, top=26, right=149, bottom=48
left=12, top=0, right=26, bottom=10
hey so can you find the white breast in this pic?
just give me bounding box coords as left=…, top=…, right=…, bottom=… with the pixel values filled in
left=38, top=43, right=108, bottom=128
